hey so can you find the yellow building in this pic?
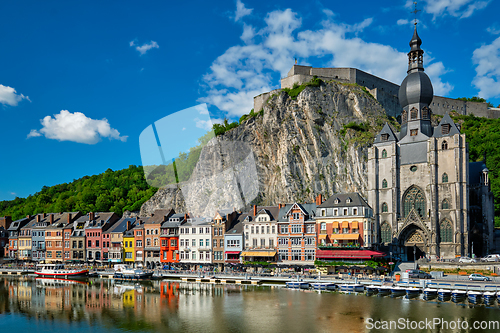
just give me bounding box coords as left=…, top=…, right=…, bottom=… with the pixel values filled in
left=123, top=229, right=135, bottom=263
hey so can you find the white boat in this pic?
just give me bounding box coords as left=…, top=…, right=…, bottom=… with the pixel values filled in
left=113, top=264, right=153, bottom=280
left=35, top=264, right=89, bottom=278
left=423, top=288, right=438, bottom=296
left=405, top=287, right=421, bottom=296
left=286, top=281, right=310, bottom=289
left=483, top=291, right=496, bottom=305
left=467, top=291, right=483, bottom=304
left=311, top=283, right=335, bottom=290
left=339, top=284, right=364, bottom=292
left=390, top=286, right=406, bottom=295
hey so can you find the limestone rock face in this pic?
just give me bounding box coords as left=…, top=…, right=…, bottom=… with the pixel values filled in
left=140, top=81, right=388, bottom=216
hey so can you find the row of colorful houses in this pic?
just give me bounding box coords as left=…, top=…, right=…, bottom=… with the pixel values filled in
left=0, top=193, right=386, bottom=268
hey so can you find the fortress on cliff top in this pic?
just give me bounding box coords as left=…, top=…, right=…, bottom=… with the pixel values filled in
left=254, top=65, right=500, bottom=120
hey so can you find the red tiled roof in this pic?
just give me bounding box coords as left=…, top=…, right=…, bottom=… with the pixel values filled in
left=316, top=249, right=386, bottom=259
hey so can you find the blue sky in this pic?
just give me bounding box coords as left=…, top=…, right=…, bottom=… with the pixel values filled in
left=1, top=0, right=499, bottom=201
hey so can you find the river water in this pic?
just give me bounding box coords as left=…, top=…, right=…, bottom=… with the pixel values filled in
left=1, top=276, right=499, bottom=332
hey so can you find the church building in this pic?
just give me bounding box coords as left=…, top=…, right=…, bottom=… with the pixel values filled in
left=368, top=26, right=495, bottom=260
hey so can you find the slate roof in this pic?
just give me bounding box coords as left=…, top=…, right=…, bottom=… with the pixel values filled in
left=106, top=217, right=136, bottom=234
left=225, top=221, right=244, bottom=235
left=318, top=192, right=371, bottom=209
left=148, top=209, right=176, bottom=224
left=277, top=203, right=317, bottom=222
left=373, top=123, right=398, bottom=144
left=242, top=206, right=280, bottom=222
left=433, top=113, right=461, bottom=138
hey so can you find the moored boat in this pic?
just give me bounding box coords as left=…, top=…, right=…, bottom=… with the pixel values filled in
left=405, top=287, right=420, bottom=297
left=113, top=264, right=153, bottom=280
left=311, top=283, right=335, bottom=291
left=377, top=286, right=391, bottom=295
left=467, top=291, right=483, bottom=304
left=339, top=284, right=364, bottom=292
left=34, top=264, right=89, bottom=278
left=483, top=291, right=496, bottom=305
left=286, top=281, right=310, bottom=289
left=390, top=286, right=406, bottom=296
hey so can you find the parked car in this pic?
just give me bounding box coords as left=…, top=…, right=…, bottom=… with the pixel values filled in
left=406, top=269, right=432, bottom=279
left=469, top=273, right=491, bottom=281
left=458, top=256, right=477, bottom=263
left=480, top=254, right=500, bottom=262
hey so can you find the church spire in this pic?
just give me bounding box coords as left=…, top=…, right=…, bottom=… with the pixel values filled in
left=408, top=2, right=424, bottom=73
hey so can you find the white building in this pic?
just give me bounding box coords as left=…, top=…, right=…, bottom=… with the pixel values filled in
left=178, top=217, right=213, bottom=267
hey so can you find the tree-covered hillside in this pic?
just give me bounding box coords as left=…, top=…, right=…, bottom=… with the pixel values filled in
left=0, top=165, right=157, bottom=220
left=451, top=113, right=500, bottom=226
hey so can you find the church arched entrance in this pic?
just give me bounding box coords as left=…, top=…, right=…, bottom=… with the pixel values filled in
left=398, top=226, right=427, bottom=262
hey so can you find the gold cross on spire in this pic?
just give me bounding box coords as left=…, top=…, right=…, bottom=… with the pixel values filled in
left=411, top=1, right=421, bottom=26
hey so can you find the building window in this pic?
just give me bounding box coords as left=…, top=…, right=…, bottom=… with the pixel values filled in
left=353, top=208, right=357, bottom=215
left=410, top=107, right=418, bottom=119
left=382, top=149, right=387, bottom=158
left=410, top=129, right=418, bottom=136
left=442, top=124, right=451, bottom=135
left=402, top=109, right=407, bottom=123
left=320, top=223, right=326, bottom=231
left=343, top=208, right=348, bottom=215
left=333, top=209, right=338, bottom=216
left=381, top=222, right=391, bottom=243
left=422, top=107, right=429, bottom=119
left=403, top=186, right=426, bottom=218
left=442, top=199, right=450, bottom=210
left=440, top=220, right=453, bottom=243
left=442, top=140, right=448, bottom=150
left=442, top=173, right=448, bottom=183
left=381, top=133, right=389, bottom=141
left=382, top=179, right=388, bottom=188
left=321, top=209, right=326, bottom=217
left=382, top=202, right=388, bottom=213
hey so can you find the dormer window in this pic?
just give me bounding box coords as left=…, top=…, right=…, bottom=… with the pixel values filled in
left=442, top=124, right=451, bottom=135
left=346, top=197, right=352, bottom=203
left=381, top=133, right=389, bottom=141
left=410, top=107, right=418, bottom=119
left=334, top=198, right=340, bottom=204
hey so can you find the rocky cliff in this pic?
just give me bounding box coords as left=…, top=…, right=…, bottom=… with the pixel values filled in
left=140, top=80, right=393, bottom=216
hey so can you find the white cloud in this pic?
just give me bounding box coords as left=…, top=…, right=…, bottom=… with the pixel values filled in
left=194, top=117, right=223, bottom=131
left=486, top=24, right=500, bottom=35
left=426, top=62, right=453, bottom=96
left=28, top=110, right=127, bottom=144
left=130, top=40, right=159, bottom=55
left=472, top=37, right=500, bottom=99
left=0, top=84, right=30, bottom=106
left=234, top=0, right=253, bottom=22
left=241, top=23, right=255, bottom=43
left=397, top=19, right=409, bottom=25
left=423, top=0, right=490, bottom=19
left=200, top=8, right=452, bottom=117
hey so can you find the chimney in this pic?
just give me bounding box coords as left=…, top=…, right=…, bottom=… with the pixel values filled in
left=278, top=203, right=282, bottom=209
left=126, top=220, right=131, bottom=231
left=36, top=215, right=40, bottom=223
left=253, top=205, right=257, bottom=216
left=43, top=213, right=47, bottom=218
left=316, top=194, right=322, bottom=206
left=184, top=213, right=188, bottom=221
left=49, top=214, right=54, bottom=224
left=89, top=212, right=95, bottom=221
left=68, top=213, right=72, bottom=224
left=26, top=215, right=31, bottom=219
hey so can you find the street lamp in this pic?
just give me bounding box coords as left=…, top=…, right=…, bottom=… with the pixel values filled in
left=413, top=245, right=416, bottom=269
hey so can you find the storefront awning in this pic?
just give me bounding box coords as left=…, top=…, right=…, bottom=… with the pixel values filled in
left=330, top=234, right=360, bottom=240
left=225, top=251, right=241, bottom=254
left=316, top=249, right=386, bottom=260
left=351, top=221, right=359, bottom=229
left=332, top=222, right=339, bottom=229
left=341, top=221, right=349, bottom=228
left=318, top=234, right=328, bottom=239
left=241, top=251, right=276, bottom=257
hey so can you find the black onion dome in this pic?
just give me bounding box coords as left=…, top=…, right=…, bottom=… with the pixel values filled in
left=409, top=28, right=422, bottom=51
left=399, top=71, right=434, bottom=108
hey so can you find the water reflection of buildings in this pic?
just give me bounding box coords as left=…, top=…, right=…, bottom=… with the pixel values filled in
left=1, top=277, right=180, bottom=328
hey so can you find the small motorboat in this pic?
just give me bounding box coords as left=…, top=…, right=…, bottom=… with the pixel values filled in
left=483, top=291, right=496, bottom=305
left=365, top=285, right=379, bottom=294
left=339, top=284, right=364, bottom=292
left=286, top=281, right=310, bottom=289
left=437, top=289, right=452, bottom=297
left=423, top=288, right=438, bottom=296
left=390, top=286, right=406, bottom=296
left=467, top=291, right=483, bottom=304
left=451, top=289, right=467, bottom=303
left=405, top=287, right=421, bottom=298
left=311, top=283, right=335, bottom=291
left=35, top=264, right=89, bottom=278
left=377, top=286, right=392, bottom=295
left=113, top=264, right=153, bottom=280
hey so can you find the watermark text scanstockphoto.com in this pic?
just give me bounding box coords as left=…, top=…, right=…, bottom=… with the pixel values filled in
left=365, top=318, right=500, bottom=331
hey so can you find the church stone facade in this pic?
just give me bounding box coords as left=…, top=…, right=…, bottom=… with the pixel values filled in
left=368, top=26, right=495, bottom=260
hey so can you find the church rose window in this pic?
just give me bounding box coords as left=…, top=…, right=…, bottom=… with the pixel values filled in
left=442, top=141, right=448, bottom=150
left=381, top=222, right=391, bottom=243
left=410, top=107, right=418, bottom=119
left=442, top=199, right=449, bottom=210
left=440, top=220, right=453, bottom=243
left=382, top=149, right=387, bottom=158
left=403, top=186, right=426, bottom=218
left=442, top=173, right=448, bottom=183
left=382, top=202, right=388, bottom=213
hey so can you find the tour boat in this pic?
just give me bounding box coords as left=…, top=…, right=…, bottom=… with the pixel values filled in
left=35, top=264, right=89, bottom=278
left=339, top=284, right=364, bottom=292
left=113, top=264, right=153, bottom=280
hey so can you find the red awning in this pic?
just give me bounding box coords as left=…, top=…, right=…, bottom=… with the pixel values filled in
left=316, top=249, right=386, bottom=260
left=225, top=251, right=241, bottom=254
